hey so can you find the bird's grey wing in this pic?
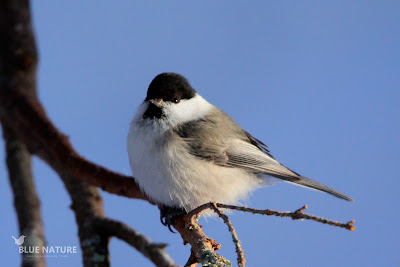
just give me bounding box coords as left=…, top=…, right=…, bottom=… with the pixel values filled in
left=243, top=130, right=275, bottom=159
left=173, top=108, right=352, bottom=201
left=173, top=108, right=293, bottom=173
left=223, top=138, right=353, bottom=201
left=173, top=108, right=238, bottom=164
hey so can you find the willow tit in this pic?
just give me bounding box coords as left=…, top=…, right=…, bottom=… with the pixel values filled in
left=127, top=73, right=352, bottom=218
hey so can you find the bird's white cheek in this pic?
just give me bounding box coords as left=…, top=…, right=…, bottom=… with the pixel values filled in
left=162, top=94, right=213, bottom=125
left=164, top=102, right=194, bottom=124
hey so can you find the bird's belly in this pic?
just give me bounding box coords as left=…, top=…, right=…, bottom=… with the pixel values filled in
left=128, top=126, right=263, bottom=212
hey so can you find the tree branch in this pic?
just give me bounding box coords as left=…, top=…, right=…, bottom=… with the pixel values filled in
left=0, top=0, right=144, bottom=199
left=0, top=1, right=151, bottom=266
left=174, top=202, right=355, bottom=266
left=211, top=203, right=355, bottom=231
left=0, top=88, right=146, bottom=200
left=210, top=203, right=245, bottom=267
left=0, top=1, right=45, bottom=266
left=93, top=217, right=178, bottom=267
left=61, top=174, right=111, bottom=267
left=4, top=127, right=46, bottom=267
left=172, top=212, right=230, bottom=267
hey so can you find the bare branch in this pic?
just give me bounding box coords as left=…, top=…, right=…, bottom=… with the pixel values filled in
left=4, top=128, right=46, bottom=267
left=1, top=1, right=145, bottom=266
left=189, top=203, right=356, bottom=231
left=211, top=203, right=245, bottom=267
left=176, top=202, right=354, bottom=266
left=219, top=203, right=355, bottom=231
left=0, top=88, right=147, bottom=200
left=0, top=1, right=45, bottom=266
left=93, top=217, right=178, bottom=267
left=61, top=174, right=110, bottom=267
left=184, top=250, right=199, bottom=267
left=172, top=212, right=231, bottom=267
left=0, top=71, right=146, bottom=201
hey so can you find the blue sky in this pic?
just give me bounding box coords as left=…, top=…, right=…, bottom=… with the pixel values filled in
left=1, top=1, right=399, bottom=266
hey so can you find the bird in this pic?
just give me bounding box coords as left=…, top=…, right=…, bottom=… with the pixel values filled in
left=12, top=235, right=26, bottom=246
left=127, top=72, right=352, bottom=226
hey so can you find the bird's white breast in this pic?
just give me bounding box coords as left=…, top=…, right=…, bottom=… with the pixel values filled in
left=127, top=96, right=263, bottom=212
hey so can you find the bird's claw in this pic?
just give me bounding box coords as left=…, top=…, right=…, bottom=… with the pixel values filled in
left=159, top=206, right=186, bottom=233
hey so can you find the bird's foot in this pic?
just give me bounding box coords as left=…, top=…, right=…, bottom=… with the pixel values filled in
left=159, top=205, right=186, bottom=233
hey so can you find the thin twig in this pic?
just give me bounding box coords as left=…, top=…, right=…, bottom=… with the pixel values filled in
left=180, top=202, right=354, bottom=266
left=221, top=204, right=355, bottom=231
left=93, top=217, right=178, bottom=267
left=188, top=203, right=355, bottom=231
left=211, top=203, right=246, bottom=267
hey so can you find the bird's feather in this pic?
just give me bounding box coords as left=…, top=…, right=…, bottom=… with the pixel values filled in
left=174, top=107, right=353, bottom=201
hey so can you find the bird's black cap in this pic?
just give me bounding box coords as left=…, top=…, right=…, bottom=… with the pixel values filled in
left=146, top=73, right=196, bottom=102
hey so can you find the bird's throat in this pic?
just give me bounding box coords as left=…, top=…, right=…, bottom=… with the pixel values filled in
left=143, top=102, right=164, bottom=119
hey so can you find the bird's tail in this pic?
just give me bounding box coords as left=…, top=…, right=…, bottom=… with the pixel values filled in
left=270, top=173, right=353, bottom=201
left=11, top=236, right=17, bottom=241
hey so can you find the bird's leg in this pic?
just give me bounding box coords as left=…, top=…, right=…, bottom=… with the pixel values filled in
left=159, top=205, right=186, bottom=233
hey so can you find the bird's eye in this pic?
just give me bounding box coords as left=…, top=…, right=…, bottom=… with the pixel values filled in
left=173, top=97, right=180, bottom=104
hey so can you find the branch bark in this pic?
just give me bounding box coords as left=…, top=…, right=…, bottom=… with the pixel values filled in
left=0, top=1, right=45, bottom=266
left=210, top=203, right=245, bottom=267
left=93, top=217, right=178, bottom=267
left=172, top=213, right=227, bottom=267
left=210, top=203, right=355, bottom=231
left=0, top=1, right=157, bottom=266
left=0, top=87, right=146, bottom=200
left=4, top=127, right=46, bottom=267
left=173, top=202, right=355, bottom=266
left=61, top=174, right=110, bottom=267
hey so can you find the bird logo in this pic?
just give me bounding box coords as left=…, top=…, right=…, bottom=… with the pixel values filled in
left=11, top=235, right=26, bottom=246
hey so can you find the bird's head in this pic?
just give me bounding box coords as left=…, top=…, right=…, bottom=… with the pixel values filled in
left=141, top=73, right=212, bottom=126
left=146, top=72, right=196, bottom=105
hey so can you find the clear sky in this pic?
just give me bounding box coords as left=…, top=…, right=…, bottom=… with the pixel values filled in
left=1, top=1, right=399, bottom=266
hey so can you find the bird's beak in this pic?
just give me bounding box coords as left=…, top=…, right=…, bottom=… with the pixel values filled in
left=149, top=98, right=163, bottom=107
